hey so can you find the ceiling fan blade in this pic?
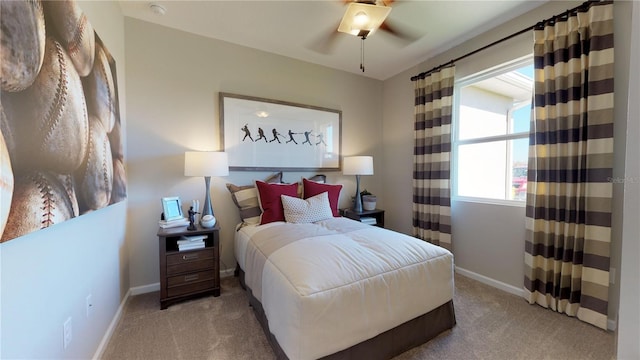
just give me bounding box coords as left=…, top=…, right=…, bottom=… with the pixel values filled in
left=306, top=21, right=344, bottom=54
left=379, top=19, right=421, bottom=44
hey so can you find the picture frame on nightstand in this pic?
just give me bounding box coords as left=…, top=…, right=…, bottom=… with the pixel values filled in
left=161, top=196, right=183, bottom=221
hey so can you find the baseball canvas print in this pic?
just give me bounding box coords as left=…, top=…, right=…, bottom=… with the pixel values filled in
left=0, top=0, right=126, bottom=242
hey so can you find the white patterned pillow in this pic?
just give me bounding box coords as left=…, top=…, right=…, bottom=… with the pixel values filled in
left=281, top=191, right=333, bottom=223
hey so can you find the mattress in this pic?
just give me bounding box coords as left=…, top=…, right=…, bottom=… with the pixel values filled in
left=235, top=217, right=454, bottom=360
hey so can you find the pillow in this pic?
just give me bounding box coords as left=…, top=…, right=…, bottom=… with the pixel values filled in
left=308, top=174, right=326, bottom=183
left=303, top=178, right=342, bottom=217
left=255, top=180, right=298, bottom=225
left=226, top=172, right=283, bottom=225
left=295, top=174, right=326, bottom=197
left=281, top=192, right=333, bottom=223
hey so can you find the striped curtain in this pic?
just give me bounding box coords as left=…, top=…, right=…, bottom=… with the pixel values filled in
left=524, top=1, right=614, bottom=330
left=412, top=66, right=455, bottom=251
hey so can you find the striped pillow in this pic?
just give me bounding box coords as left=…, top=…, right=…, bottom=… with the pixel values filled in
left=226, top=172, right=282, bottom=226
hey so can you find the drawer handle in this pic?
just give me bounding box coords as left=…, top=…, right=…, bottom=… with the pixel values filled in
left=182, top=253, right=199, bottom=261
left=184, top=274, right=199, bottom=282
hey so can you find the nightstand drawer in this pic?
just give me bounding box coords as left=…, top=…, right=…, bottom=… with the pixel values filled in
left=167, top=270, right=216, bottom=298
left=168, top=269, right=216, bottom=287
left=158, top=224, right=220, bottom=309
left=166, top=248, right=214, bottom=275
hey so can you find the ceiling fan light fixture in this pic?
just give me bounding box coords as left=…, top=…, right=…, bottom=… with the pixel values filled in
left=353, top=11, right=369, bottom=26
left=338, top=3, right=391, bottom=37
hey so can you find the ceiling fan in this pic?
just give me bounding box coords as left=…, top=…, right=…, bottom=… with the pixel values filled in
left=310, top=0, right=420, bottom=72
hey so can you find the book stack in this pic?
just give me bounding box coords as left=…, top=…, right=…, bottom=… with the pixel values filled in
left=159, top=217, right=189, bottom=229
left=360, top=217, right=377, bottom=226
left=178, top=234, right=207, bottom=251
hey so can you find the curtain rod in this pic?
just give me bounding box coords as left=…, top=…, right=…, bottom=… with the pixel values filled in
left=410, top=0, right=610, bottom=81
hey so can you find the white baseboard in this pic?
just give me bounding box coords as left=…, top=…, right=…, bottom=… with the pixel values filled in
left=455, top=266, right=617, bottom=331
left=455, top=266, right=524, bottom=297
left=130, top=282, right=160, bottom=295
left=92, top=288, right=131, bottom=360
left=92, top=267, right=239, bottom=358
left=220, top=268, right=235, bottom=278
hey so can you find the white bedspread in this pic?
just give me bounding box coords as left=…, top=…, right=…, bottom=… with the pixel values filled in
left=235, top=217, right=454, bottom=360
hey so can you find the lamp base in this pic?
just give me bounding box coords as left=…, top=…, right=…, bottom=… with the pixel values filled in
left=352, top=174, right=363, bottom=213
left=200, top=176, right=214, bottom=227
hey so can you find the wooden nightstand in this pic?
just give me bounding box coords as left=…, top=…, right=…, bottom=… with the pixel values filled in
left=341, top=208, right=385, bottom=228
left=157, top=224, right=220, bottom=309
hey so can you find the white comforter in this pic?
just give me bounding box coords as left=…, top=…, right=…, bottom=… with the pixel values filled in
left=235, top=217, right=454, bottom=360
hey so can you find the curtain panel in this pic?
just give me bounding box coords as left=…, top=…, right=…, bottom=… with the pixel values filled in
left=524, top=1, right=614, bottom=330
left=412, top=66, right=455, bottom=251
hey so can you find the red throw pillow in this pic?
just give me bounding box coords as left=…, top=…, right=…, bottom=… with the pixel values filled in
left=303, top=178, right=342, bottom=217
left=255, top=181, right=299, bottom=224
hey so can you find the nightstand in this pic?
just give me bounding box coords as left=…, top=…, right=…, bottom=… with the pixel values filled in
left=341, top=208, right=385, bottom=228
left=157, top=224, right=220, bottom=309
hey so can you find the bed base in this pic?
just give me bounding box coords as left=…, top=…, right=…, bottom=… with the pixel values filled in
left=237, top=266, right=456, bottom=360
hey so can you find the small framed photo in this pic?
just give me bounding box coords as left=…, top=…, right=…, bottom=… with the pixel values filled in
left=161, top=196, right=183, bottom=221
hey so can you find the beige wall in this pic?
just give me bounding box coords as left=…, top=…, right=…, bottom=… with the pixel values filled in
left=124, top=18, right=384, bottom=289
left=0, top=1, right=128, bottom=358
left=382, top=0, right=635, bottom=339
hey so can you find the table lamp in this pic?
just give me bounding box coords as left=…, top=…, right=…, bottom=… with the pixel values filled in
left=184, top=151, right=229, bottom=226
left=343, top=156, right=373, bottom=213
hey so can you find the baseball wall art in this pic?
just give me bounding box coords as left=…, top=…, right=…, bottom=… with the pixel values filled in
left=0, top=0, right=126, bottom=243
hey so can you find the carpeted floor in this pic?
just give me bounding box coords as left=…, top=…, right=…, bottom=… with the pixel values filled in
left=101, top=274, right=614, bottom=360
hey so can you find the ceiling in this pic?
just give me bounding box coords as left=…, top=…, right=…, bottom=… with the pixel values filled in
left=118, top=1, right=547, bottom=80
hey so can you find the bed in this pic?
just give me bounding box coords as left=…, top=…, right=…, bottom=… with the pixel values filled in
left=234, top=217, right=456, bottom=360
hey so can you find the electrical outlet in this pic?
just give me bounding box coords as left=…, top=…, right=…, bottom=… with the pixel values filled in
left=86, top=294, right=93, bottom=318
left=63, top=317, right=72, bottom=349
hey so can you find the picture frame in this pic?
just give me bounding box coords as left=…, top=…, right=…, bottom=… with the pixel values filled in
left=161, top=196, right=183, bottom=221
left=219, top=92, right=342, bottom=171
left=0, top=1, right=127, bottom=243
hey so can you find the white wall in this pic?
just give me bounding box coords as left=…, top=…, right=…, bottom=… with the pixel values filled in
left=0, top=2, right=128, bottom=358
left=124, top=18, right=385, bottom=289
left=617, top=2, right=640, bottom=358
left=382, top=0, right=635, bottom=341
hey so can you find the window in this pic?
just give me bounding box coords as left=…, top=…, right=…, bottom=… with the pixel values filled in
left=453, top=57, right=533, bottom=203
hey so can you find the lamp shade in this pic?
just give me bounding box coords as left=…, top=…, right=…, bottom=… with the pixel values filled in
left=343, top=156, right=374, bottom=175
left=184, top=151, right=229, bottom=177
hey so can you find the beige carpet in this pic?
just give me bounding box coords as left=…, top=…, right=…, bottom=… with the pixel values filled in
left=101, top=274, right=614, bottom=360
